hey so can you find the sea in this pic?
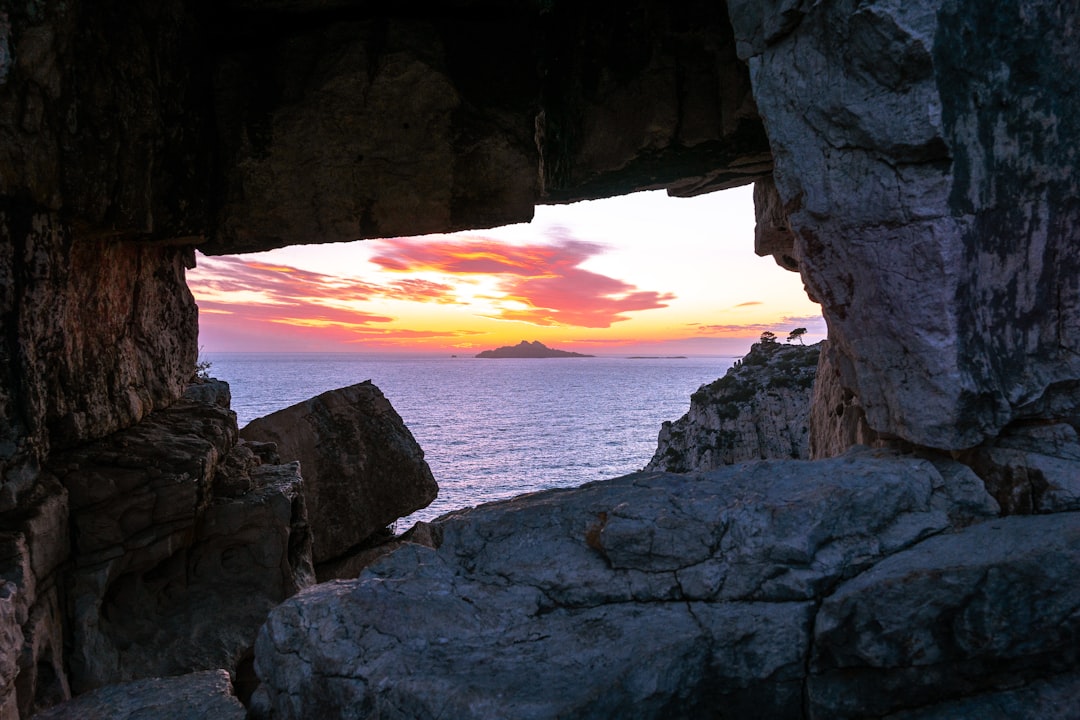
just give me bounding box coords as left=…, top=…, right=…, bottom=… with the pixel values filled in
left=204, top=353, right=736, bottom=526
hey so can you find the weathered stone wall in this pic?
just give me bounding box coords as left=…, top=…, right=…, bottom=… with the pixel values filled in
left=0, top=209, right=198, bottom=512
left=728, top=0, right=1080, bottom=450
left=1, top=0, right=208, bottom=514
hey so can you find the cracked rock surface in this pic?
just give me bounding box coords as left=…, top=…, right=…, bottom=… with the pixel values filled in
left=245, top=450, right=1080, bottom=720
left=647, top=341, right=820, bottom=472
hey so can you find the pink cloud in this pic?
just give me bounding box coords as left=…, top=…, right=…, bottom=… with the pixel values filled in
left=369, top=231, right=674, bottom=328
left=190, top=255, right=461, bottom=306
left=191, top=255, right=472, bottom=348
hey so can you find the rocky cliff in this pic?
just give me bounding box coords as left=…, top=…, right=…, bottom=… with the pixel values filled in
left=6, top=375, right=436, bottom=717
left=647, top=341, right=819, bottom=472
left=3, top=0, right=1080, bottom=716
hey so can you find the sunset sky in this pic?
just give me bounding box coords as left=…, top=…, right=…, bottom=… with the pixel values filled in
left=188, top=185, right=824, bottom=356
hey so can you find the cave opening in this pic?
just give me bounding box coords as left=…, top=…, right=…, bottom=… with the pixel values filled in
left=187, top=185, right=822, bottom=522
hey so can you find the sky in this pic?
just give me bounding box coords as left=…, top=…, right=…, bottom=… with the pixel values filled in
left=187, top=185, right=825, bottom=356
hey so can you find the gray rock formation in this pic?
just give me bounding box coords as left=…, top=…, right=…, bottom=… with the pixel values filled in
left=810, top=513, right=1080, bottom=718
left=240, top=381, right=438, bottom=572
left=33, top=670, right=246, bottom=720
left=960, top=421, right=1080, bottom=515
left=752, top=174, right=798, bottom=271
left=205, top=1, right=771, bottom=254
left=729, top=1, right=1080, bottom=449
left=253, top=450, right=1009, bottom=719
left=48, top=381, right=314, bottom=693
left=647, top=341, right=819, bottom=472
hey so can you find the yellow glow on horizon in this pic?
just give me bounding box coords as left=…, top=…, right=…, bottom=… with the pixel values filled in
left=188, top=186, right=824, bottom=355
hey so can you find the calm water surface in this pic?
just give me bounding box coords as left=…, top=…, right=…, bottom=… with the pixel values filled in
left=206, top=353, right=734, bottom=524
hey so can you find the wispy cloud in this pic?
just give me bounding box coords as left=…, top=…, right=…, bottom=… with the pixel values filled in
left=692, top=314, right=826, bottom=336
left=192, top=255, right=459, bottom=308
left=734, top=301, right=763, bottom=308
left=190, top=254, right=474, bottom=347
left=193, top=257, right=382, bottom=305
left=369, top=229, right=675, bottom=328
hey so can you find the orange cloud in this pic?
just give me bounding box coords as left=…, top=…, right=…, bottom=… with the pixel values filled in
left=369, top=230, right=675, bottom=328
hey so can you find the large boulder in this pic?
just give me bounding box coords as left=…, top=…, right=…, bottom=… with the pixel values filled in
left=253, top=451, right=1010, bottom=719
left=48, top=381, right=314, bottom=693
left=646, top=341, right=819, bottom=472
left=240, top=381, right=438, bottom=569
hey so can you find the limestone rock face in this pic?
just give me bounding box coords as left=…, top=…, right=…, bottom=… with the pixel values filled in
left=646, top=342, right=819, bottom=472
left=810, top=513, right=1080, bottom=718
left=253, top=451, right=1005, bottom=719
left=200, top=0, right=773, bottom=254
left=1, top=0, right=207, bottom=522
left=537, top=0, right=771, bottom=203
left=48, top=384, right=314, bottom=693
left=241, top=381, right=438, bottom=568
left=32, top=670, right=246, bottom=720
left=0, top=215, right=198, bottom=515
left=728, top=0, right=1080, bottom=449
left=0, top=0, right=214, bottom=233
left=809, top=340, right=879, bottom=459
left=0, top=583, right=23, bottom=719
left=3, top=0, right=1080, bottom=715
left=752, top=174, right=798, bottom=272
left=960, top=421, right=1080, bottom=515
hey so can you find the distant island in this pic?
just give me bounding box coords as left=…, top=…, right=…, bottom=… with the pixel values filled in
left=475, top=340, right=594, bottom=358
